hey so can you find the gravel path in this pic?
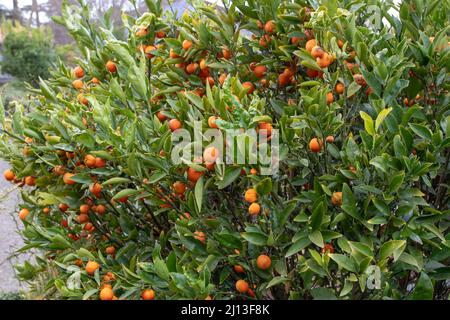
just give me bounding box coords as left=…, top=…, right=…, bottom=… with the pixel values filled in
left=0, top=160, right=28, bottom=293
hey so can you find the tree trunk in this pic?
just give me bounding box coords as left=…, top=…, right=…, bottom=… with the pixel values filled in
left=12, top=0, right=21, bottom=26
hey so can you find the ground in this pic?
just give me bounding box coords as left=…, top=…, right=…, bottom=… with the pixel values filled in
left=0, top=160, right=27, bottom=294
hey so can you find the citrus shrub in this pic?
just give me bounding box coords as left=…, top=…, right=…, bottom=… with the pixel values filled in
left=0, top=0, right=449, bottom=300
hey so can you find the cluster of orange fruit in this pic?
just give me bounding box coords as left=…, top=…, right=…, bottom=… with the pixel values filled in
left=234, top=254, right=271, bottom=298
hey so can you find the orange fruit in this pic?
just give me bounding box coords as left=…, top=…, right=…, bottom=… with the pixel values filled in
left=250, top=168, right=258, bottom=175
left=208, top=116, right=219, bottom=129
left=105, top=246, right=116, bottom=255
left=203, top=146, right=219, bottom=164
left=331, top=192, right=343, bottom=206
left=43, top=207, right=50, bottom=215
left=24, top=176, right=36, bottom=186
left=91, top=77, right=100, bottom=85
left=85, top=261, right=100, bottom=275
left=77, top=213, right=89, bottom=224
left=63, top=173, right=76, bottom=185
left=325, top=135, right=335, bottom=143
left=309, top=138, right=321, bottom=153
left=244, top=189, right=258, bottom=203
left=353, top=74, right=366, bottom=86
left=84, top=154, right=96, bottom=168
left=156, top=111, right=167, bottom=122
left=337, top=39, right=344, bottom=48
left=156, top=30, right=165, bottom=38
left=135, top=28, right=148, bottom=37
left=194, top=231, right=206, bottom=243
left=235, top=279, right=249, bottom=293
left=199, top=59, right=207, bottom=70
left=173, top=181, right=186, bottom=194
left=311, top=46, right=324, bottom=58
left=95, top=157, right=106, bottom=168
left=90, top=182, right=102, bottom=197
left=96, top=204, right=106, bottom=215
left=168, top=119, right=182, bottom=132
left=4, top=169, right=15, bottom=181
left=305, top=39, right=317, bottom=52
left=186, top=63, right=198, bottom=74
left=106, top=60, right=117, bottom=73
left=100, top=287, right=114, bottom=300
left=77, top=93, right=88, bottom=105
left=141, top=289, right=155, bottom=300
left=72, top=79, right=83, bottom=90
left=187, top=167, right=204, bottom=183
left=326, top=92, right=334, bottom=104
left=242, top=81, right=254, bottom=94
left=74, top=66, right=85, bottom=78
left=222, top=47, right=232, bottom=59
left=59, top=203, right=69, bottom=212
left=256, top=254, right=271, bottom=270
left=219, top=73, right=227, bottom=86
left=248, top=203, right=261, bottom=216
left=316, top=53, right=333, bottom=68
left=253, top=65, right=267, bottom=78
left=19, top=208, right=29, bottom=221
left=79, top=204, right=90, bottom=214
left=258, top=122, right=273, bottom=137
left=182, top=39, right=192, bottom=50
left=264, top=20, right=276, bottom=34
left=145, top=45, right=156, bottom=58
left=234, top=265, right=245, bottom=273
left=322, top=243, right=335, bottom=254
left=335, top=82, right=345, bottom=94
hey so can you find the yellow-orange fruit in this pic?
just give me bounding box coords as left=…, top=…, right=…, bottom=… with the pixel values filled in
left=203, top=146, right=219, bottom=164
left=244, top=189, right=258, bottom=203
left=106, top=60, right=117, bottom=73
left=235, top=279, right=249, bottom=293
left=222, top=47, right=232, bottom=59
left=173, top=181, right=186, bottom=194
left=63, top=173, right=76, bottom=185
left=256, top=254, right=271, bottom=270
left=248, top=203, right=261, bottom=216
left=72, top=79, right=83, bottom=90
left=100, top=287, right=114, bottom=300
left=19, top=208, right=29, bottom=221
left=168, top=119, right=182, bottom=132
left=186, top=63, right=198, bottom=74
left=331, top=192, right=343, bottom=206
left=311, top=46, right=324, bottom=58
left=84, top=154, right=96, bottom=168
left=194, top=231, right=206, bottom=243
left=141, top=289, right=155, bottom=300
left=4, top=169, right=15, bottom=181
left=24, top=176, right=36, bottom=186
left=79, top=204, right=90, bottom=214
left=208, top=116, right=218, bottom=129
left=326, top=92, right=334, bottom=104
left=74, top=66, right=85, bottom=78
left=309, top=138, right=321, bottom=153
left=253, top=65, right=267, bottom=78
left=187, top=167, right=203, bottom=183
left=305, top=39, right=317, bottom=52
left=234, top=265, right=245, bottom=273
left=335, top=82, right=345, bottom=94
left=325, top=135, right=335, bottom=143
left=85, top=261, right=100, bottom=275
left=242, top=82, right=254, bottom=94
left=182, top=39, right=192, bottom=50
left=264, top=20, right=276, bottom=34
left=105, top=246, right=116, bottom=255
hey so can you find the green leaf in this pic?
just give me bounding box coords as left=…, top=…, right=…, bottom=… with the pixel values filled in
left=375, top=108, right=392, bottom=132
left=360, top=111, right=375, bottom=136
left=195, top=176, right=204, bottom=213
left=255, top=178, right=272, bottom=195
left=285, top=237, right=311, bottom=257
left=153, top=257, right=170, bottom=281
left=412, top=272, right=433, bottom=300
left=379, top=240, right=406, bottom=262
left=112, top=188, right=141, bottom=200
left=308, top=230, right=324, bottom=248
left=347, top=82, right=361, bottom=98
left=102, top=177, right=131, bottom=186
left=329, top=254, right=358, bottom=273
left=409, top=123, right=432, bottom=140
left=310, top=202, right=324, bottom=230
left=216, top=167, right=241, bottom=189
left=241, top=232, right=267, bottom=246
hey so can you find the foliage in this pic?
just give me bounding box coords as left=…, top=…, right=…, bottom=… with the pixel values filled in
left=1, top=24, right=56, bottom=85
left=0, top=0, right=449, bottom=300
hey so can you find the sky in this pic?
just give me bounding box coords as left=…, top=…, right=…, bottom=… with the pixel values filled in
left=0, top=0, right=36, bottom=9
